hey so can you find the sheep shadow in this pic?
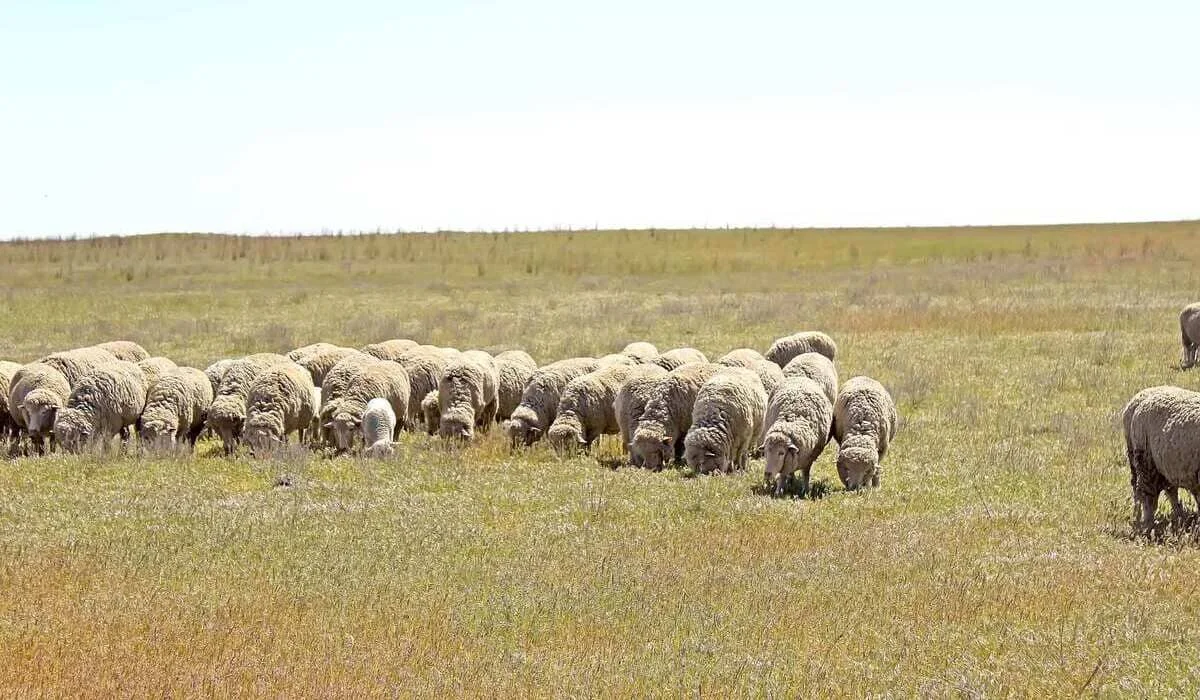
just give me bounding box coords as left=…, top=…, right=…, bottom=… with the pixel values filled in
left=750, top=476, right=836, bottom=501
left=1107, top=510, right=1200, bottom=546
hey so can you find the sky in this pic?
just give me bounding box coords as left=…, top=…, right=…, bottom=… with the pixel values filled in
left=2, top=0, right=1199, bottom=237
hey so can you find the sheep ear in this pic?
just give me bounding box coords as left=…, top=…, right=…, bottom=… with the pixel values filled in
left=323, top=421, right=334, bottom=429
left=661, top=437, right=671, bottom=446
left=705, top=451, right=717, bottom=458
left=529, top=427, right=542, bottom=437
left=787, top=444, right=799, bottom=454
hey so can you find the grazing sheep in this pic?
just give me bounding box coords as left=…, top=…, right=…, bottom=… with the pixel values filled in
left=494, top=350, right=537, bottom=422
left=203, top=359, right=235, bottom=396
left=781, top=353, right=838, bottom=405
left=396, top=345, right=460, bottom=428
left=832, top=376, right=898, bottom=490
left=765, top=331, right=838, bottom=367
left=547, top=364, right=643, bottom=455
left=420, top=391, right=440, bottom=435
left=38, top=346, right=118, bottom=387
left=597, top=353, right=636, bottom=368
left=614, top=364, right=670, bottom=463
left=206, top=353, right=291, bottom=455
left=362, top=398, right=397, bottom=458
left=7, top=363, right=71, bottom=454
left=317, top=353, right=382, bottom=445
left=53, top=363, right=147, bottom=453
left=0, top=361, right=23, bottom=444
left=287, top=342, right=341, bottom=363
left=296, top=346, right=363, bottom=387
left=438, top=351, right=499, bottom=441
left=651, top=348, right=709, bottom=371
left=1180, top=303, right=1200, bottom=369
left=683, top=368, right=768, bottom=474
left=360, top=339, right=420, bottom=361
left=504, top=357, right=599, bottom=447
left=620, top=342, right=659, bottom=364
left=630, top=363, right=725, bottom=470
left=762, top=377, right=834, bottom=496
left=95, top=340, right=150, bottom=362
left=137, top=356, right=178, bottom=391
left=716, top=348, right=764, bottom=368
left=748, top=358, right=785, bottom=397
left=242, top=362, right=317, bottom=454
left=326, top=362, right=411, bottom=452
left=1122, top=385, right=1200, bottom=530
left=138, top=367, right=213, bottom=450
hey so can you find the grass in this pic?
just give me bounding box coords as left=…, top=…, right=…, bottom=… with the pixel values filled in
left=3, top=223, right=1200, bottom=695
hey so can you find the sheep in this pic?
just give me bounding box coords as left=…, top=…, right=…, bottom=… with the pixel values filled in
left=7, top=363, right=71, bottom=455
left=396, top=345, right=460, bottom=428
left=420, top=390, right=440, bottom=435
left=597, top=353, right=636, bottom=368
left=137, top=356, right=178, bottom=391
left=53, top=363, right=147, bottom=453
left=748, top=358, right=785, bottom=398
left=206, top=353, right=291, bottom=455
left=286, top=342, right=342, bottom=363
left=683, top=368, right=768, bottom=474
left=716, top=348, right=764, bottom=368
left=204, top=359, right=235, bottom=396
left=95, top=340, right=150, bottom=362
left=761, top=377, right=834, bottom=496
left=326, top=362, right=411, bottom=452
left=651, top=348, right=709, bottom=371
left=1180, top=303, right=1200, bottom=369
left=546, top=364, right=644, bottom=455
left=360, top=339, right=420, bottom=361
left=614, top=364, right=670, bottom=463
left=832, top=376, right=898, bottom=490
left=242, top=362, right=317, bottom=454
left=629, top=363, right=725, bottom=470
left=765, top=331, right=838, bottom=367
left=137, top=367, right=214, bottom=450
left=362, top=398, right=397, bottom=458
left=0, top=361, right=23, bottom=445
left=781, top=353, right=838, bottom=405
left=494, top=350, right=537, bottom=422
left=504, top=357, right=599, bottom=447
left=316, top=353, right=382, bottom=445
left=438, top=350, right=499, bottom=441
left=296, top=346, right=363, bottom=387
left=620, top=342, right=659, bottom=364
left=1122, top=385, right=1200, bottom=530
left=38, top=346, right=118, bottom=387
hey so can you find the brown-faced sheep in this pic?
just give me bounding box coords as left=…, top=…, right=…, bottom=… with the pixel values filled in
left=438, top=351, right=498, bottom=441
left=503, top=357, right=599, bottom=448
left=651, top=348, right=709, bottom=371
left=614, top=364, right=670, bottom=463
left=242, top=362, right=317, bottom=454
left=765, top=331, right=838, bottom=368
left=832, top=376, right=898, bottom=490
left=781, top=352, right=838, bottom=405
left=630, top=362, right=725, bottom=470
left=683, top=368, right=768, bottom=474
left=762, top=377, right=834, bottom=496
left=206, top=353, right=291, bottom=455
left=494, top=350, right=537, bottom=422
left=53, top=363, right=147, bottom=453
left=547, top=364, right=643, bottom=455
left=138, top=367, right=213, bottom=450
left=326, top=362, right=411, bottom=452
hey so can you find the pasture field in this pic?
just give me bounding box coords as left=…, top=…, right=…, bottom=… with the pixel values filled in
left=3, top=222, right=1200, bottom=696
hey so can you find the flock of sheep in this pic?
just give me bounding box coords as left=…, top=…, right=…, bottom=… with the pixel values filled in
left=0, top=332, right=898, bottom=495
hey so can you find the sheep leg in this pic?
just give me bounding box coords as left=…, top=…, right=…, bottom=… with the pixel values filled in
left=1136, top=491, right=1160, bottom=533
left=1166, top=488, right=1186, bottom=522
left=800, top=464, right=812, bottom=497
left=478, top=400, right=497, bottom=433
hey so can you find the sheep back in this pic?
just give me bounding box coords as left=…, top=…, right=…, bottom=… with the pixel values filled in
left=651, top=348, right=709, bottom=371
left=762, top=376, right=834, bottom=494
left=53, top=363, right=147, bottom=451
left=765, top=331, right=838, bottom=367
left=832, top=376, right=898, bottom=489
left=620, top=342, right=659, bottom=364
left=38, top=347, right=118, bottom=387
left=781, top=353, right=838, bottom=404
left=715, top=348, right=764, bottom=368
left=297, top=346, right=363, bottom=387
left=95, top=340, right=150, bottom=362
left=139, top=367, right=213, bottom=447
left=360, top=339, right=420, bottom=361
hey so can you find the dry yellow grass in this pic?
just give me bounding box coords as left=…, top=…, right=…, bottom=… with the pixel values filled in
left=2, top=222, right=1200, bottom=695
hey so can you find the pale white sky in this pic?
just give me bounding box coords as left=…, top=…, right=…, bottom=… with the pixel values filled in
left=2, top=1, right=1198, bottom=237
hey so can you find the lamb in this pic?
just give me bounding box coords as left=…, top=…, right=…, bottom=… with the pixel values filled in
left=53, top=363, right=147, bottom=453
left=420, top=391, right=440, bottom=435
left=503, top=357, right=599, bottom=447
left=651, top=348, right=709, bottom=371
left=761, top=377, right=834, bottom=496
left=748, top=358, right=785, bottom=397
left=614, top=364, right=670, bottom=462
left=0, top=361, right=23, bottom=444
left=296, top=346, right=363, bottom=387
left=38, top=346, right=118, bottom=387
left=438, top=350, right=499, bottom=441
left=1180, top=303, right=1200, bottom=369
left=204, top=359, right=235, bottom=396
left=547, top=364, right=643, bottom=455
left=242, top=362, right=317, bottom=454
left=137, top=356, right=178, bottom=391
left=316, top=353, right=382, bottom=445
left=716, top=348, right=764, bottom=368
left=620, top=342, right=659, bottom=364
left=832, top=376, right=898, bottom=490
left=494, top=350, right=537, bottom=422
left=395, top=345, right=460, bottom=428
left=206, top=353, right=291, bottom=455
left=95, top=340, right=150, bottom=362
left=7, top=362, right=71, bottom=454
left=137, top=367, right=214, bottom=450
left=326, top=361, right=411, bottom=452
left=360, top=339, right=420, bottom=361
left=683, top=368, right=768, bottom=474
left=765, top=331, right=838, bottom=367
left=597, top=353, right=636, bottom=368
left=630, top=363, right=725, bottom=470
left=286, top=342, right=342, bottom=363
left=362, top=398, right=397, bottom=458
left=1122, top=385, right=1200, bottom=530
left=781, top=353, right=838, bottom=405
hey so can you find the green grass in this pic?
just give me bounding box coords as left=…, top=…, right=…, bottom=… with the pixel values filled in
left=3, top=223, right=1200, bottom=695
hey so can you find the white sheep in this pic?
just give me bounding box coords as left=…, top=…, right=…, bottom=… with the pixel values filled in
left=326, top=362, right=411, bottom=452
left=95, top=340, right=150, bottom=362
left=781, top=352, right=838, bottom=405
left=317, top=353, right=382, bottom=445
left=1180, top=303, right=1200, bottom=369
left=683, top=368, right=768, bottom=474
left=420, top=390, right=440, bottom=435
left=360, top=339, right=420, bottom=361
left=138, top=367, right=214, bottom=450
left=762, top=376, right=833, bottom=496
left=651, top=348, right=709, bottom=371
left=494, top=350, right=537, bottom=422
left=7, top=362, right=71, bottom=455
left=614, top=364, right=670, bottom=463
left=765, top=331, right=838, bottom=368
left=286, top=342, right=342, bottom=363
left=438, top=350, right=499, bottom=441
left=547, top=364, right=642, bottom=455
left=1122, top=385, right=1200, bottom=530
left=629, top=362, right=724, bottom=470
left=362, top=398, right=397, bottom=458
left=748, top=358, right=785, bottom=398
left=206, top=353, right=291, bottom=455
left=0, top=361, right=23, bottom=447
left=832, top=376, right=898, bottom=490
left=620, top=342, right=659, bottom=364
left=504, top=357, right=599, bottom=447
left=53, top=362, right=147, bottom=453
left=243, top=362, right=317, bottom=454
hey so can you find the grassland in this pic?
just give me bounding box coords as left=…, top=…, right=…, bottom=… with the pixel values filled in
left=3, top=222, right=1200, bottom=696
